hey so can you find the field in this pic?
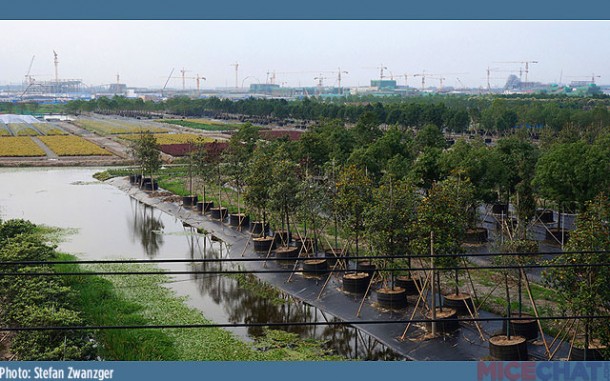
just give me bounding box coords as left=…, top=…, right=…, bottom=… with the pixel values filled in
left=38, top=135, right=112, bottom=156
left=0, top=137, right=45, bottom=156
left=159, top=119, right=241, bottom=131
left=34, top=123, right=68, bottom=135
left=0, top=125, right=11, bottom=136
left=7, top=123, right=39, bottom=136
left=74, top=119, right=169, bottom=135
left=122, top=133, right=213, bottom=145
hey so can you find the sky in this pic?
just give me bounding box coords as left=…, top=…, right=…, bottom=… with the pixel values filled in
left=1, top=20, right=609, bottom=90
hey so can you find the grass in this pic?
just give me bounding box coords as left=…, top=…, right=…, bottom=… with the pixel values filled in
left=58, top=254, right=341, bottom=360
left=160, top=119, right=241, bottom=131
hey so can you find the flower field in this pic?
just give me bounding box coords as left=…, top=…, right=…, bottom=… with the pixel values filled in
left=0, top=137, right=45, bottom=157
left=74, top=119, right=169, bottom=135
left=38, top=136, right=112, bottom=156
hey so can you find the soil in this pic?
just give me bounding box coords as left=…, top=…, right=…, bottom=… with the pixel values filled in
left=303, top=259, right=326, bottom=265
left=444, top=293, right=472, bottom=301
left=573, top=338, right=607, bottom=350
left=344, top=272, right=368, bottom=280
left=490, top=335, right=526, bottom=346
left=426, top=308, right=457, bottom=319
left=377, top=287, right=406, bottom=294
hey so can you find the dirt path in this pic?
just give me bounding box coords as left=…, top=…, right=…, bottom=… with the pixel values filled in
left=30, top=137, right=58, bottom=159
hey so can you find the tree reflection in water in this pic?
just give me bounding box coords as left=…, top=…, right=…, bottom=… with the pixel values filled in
left=181, top=226, right=402, bottom=360
left=128, top=198, right=165, bottom=258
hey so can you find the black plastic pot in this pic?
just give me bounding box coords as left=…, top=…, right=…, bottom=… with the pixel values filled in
left=196, top=202, right=204, bottom=213
left=489, top=335, right=528, bottom=360
left=182, top=195, right=198, bottom=208
left=342, top=272, right=370, bottom=294
left=129, top=174, right=137, bottom=184
left=464, top=228, right=488, bottom=243
left=442, top=293, right=475, bottom=316
left=536, top=209, right=554, bottom=224
left=273, top=230, right=292, bottom=246
left=356, top=260, right=376, bottom=278
left=569, top=344, right=606, bottom=361
left=209, top=207, right=228, bottom=220
left=202, top=201, right=214, bottom=213
left=502, top=314, right=539, bottom=341
left=376, top=287, right=408, bottom=309
left=491, top=203, right=509, bottom=215
left=395, top=276, right=422, bottom=296
left=275, top=246, right=300, bottom=261
left=294, top=237, right=314, bottom=254
left=302, top=259, right=328, bottom=277
left=252, top=237, right=275, bottom=253
left=546, top=228, right=570, bottom=244
left=425, top=307, right=459, bottom=333
left=324, top=248, right=346, bottom=267
left=229, top=213, right=249, bottom=227
left=140, top=178, right=158, bottom=191
left=250, top=221, right=269, bottom=236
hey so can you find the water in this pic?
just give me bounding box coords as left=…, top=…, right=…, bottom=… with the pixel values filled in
left=0, top=167, right=400, bottom=360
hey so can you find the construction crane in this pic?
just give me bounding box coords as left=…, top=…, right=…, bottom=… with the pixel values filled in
left=53, top=50, right=59, bottom=83
left=486, top=67, right=519, bottom=93
left=179, top=68, right=191, bottom=90
left=24, top=55, right=35, bottom=85
left=230, top=63, right=239, bottom=89
left=494, top=61, right=538, bottom=83
left=162, top=68, right=175, bottom=97
left=314, top=74, right=329, bottom=95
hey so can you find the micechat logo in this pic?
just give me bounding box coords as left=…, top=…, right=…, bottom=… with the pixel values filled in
left=477, top=361, right=610, bottom=381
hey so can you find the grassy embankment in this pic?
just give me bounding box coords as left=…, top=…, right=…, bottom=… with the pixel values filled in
left=59, top=254, right=341, bottom=360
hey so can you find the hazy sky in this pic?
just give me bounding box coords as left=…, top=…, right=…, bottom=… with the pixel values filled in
left=1, top=20, right=609, bottom=90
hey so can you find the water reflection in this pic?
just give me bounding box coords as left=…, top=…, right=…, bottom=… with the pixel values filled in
left=128, top=198, right=165, bottom=258
left=180, top=225, right=402, bottom=360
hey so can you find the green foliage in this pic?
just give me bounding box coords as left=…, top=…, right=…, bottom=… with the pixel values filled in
left=366, top=177, right=419, bottom=286
left=131, top=131, right=162, bottom=179
left=335, top=165, right=373, bottom=255
left=0, top=220, right=95, bottom=360
left=534, top=138, right=609, bottom=211
left=545, top=194, right=610, bottom=343
left=244, top=142, right=274, bottom=225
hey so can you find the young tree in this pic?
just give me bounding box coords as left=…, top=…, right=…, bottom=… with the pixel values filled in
left=244, top=142, right=274, bottom=235
left=546, top=194, right=610, bottom=358
left=411, top=177, right=475, bottom=299
left=131, top=131, right=162, bottom=187
left=366, top=176, right=419, bottom=289
left=335, top=165, right=373, bottom=261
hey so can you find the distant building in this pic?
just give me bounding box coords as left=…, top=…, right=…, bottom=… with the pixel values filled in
left=249, top=83, right=280, bottom=94
left=371, top=80, right=397, bottom=90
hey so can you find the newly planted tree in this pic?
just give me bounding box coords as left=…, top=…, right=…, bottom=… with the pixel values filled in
left=366, top=176, right=419, bottom=304
left=546, top=194, right=610, bottom=359
left=335, top=165, right=372, bottom=263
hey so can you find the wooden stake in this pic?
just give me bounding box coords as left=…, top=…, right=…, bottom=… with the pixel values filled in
left=400, top=271, right=432, bottom=340
left=356, top=270, right=376, bottom=318
left=521, top=268, right=550, bottom=358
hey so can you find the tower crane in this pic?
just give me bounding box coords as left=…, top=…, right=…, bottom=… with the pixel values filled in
left=53, top=50, right=59, bottom=83
left=334, top=67, right=348, bottom=94
left=24, top=55, right=35, bottom=85
left=486, top=67, right=519, bottom=93
left=230, top=63, right=239, bottom=89
left=314, top=74, right=329, bottom=95
left=493, top=61, right=538, bottom=83
left=179, top=68, right=191, bottom=90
